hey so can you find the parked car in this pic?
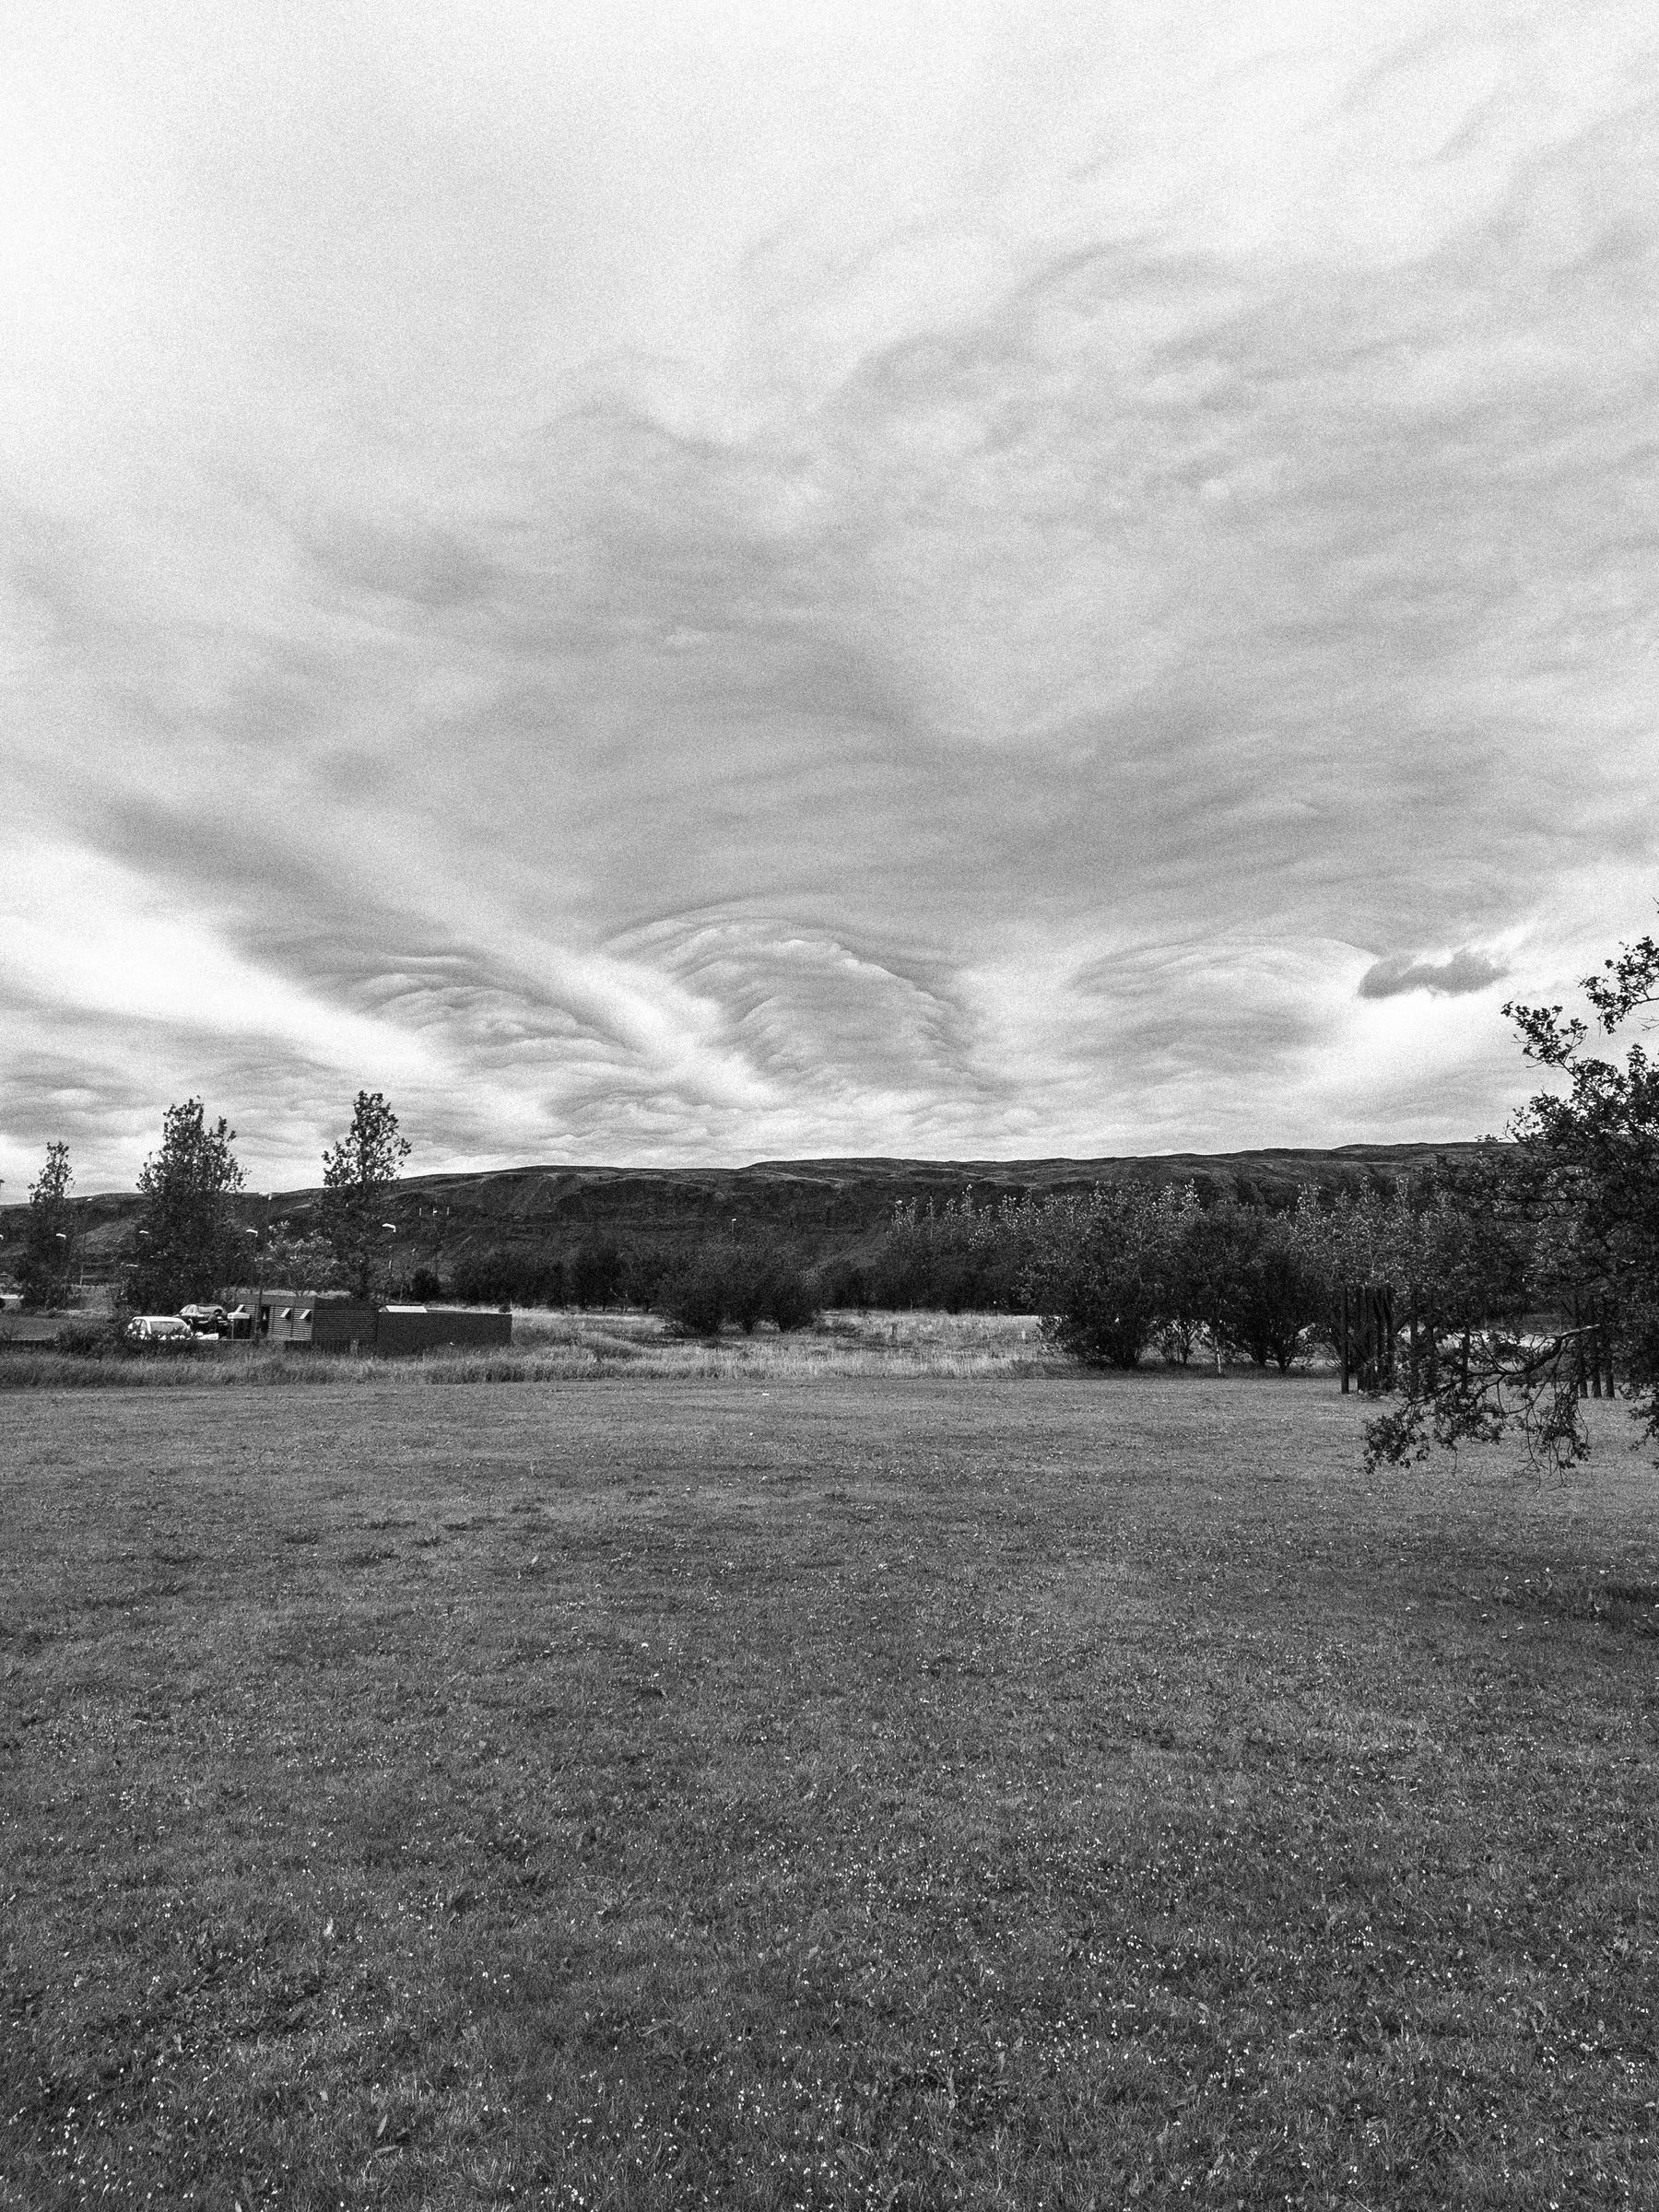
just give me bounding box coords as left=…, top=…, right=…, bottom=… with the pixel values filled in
left=179, top=1303, right=229, bottom=1336
left=124, top=1314, right=195, bottom=1345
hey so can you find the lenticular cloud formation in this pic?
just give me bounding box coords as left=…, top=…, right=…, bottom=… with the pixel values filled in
left=1358, top=951, right=1511, bottom=1003
left=1, top=5, right=1655, bottom=1190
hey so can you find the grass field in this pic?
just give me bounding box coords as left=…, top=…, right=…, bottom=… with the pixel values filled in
left=3, top=1371, right=1656, bottom=2209
left=0, top=1312, right=1067, bottom=1391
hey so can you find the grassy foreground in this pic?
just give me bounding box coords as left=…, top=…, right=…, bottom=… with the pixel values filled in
left=2, top=1374, right=1656, bottom=2210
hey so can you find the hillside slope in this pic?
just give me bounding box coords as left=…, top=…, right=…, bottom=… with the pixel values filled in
left=3, top=1141, right=1500, bottom=1288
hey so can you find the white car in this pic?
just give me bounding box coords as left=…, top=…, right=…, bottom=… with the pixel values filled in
left=124, top=1314, right=195, bottom=1345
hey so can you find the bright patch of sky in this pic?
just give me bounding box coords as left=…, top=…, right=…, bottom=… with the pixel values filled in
left=3, top=2, right=1655, bottom=1189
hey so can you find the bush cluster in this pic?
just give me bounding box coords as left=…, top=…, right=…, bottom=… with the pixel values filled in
left=420, top=1241, right=629, bottom=1309
left=653, top=1239, right=818, bottom=1336
left=420, top=1238, right=821, bottom=1328
left=53, top=1318, right=129, bottom=1359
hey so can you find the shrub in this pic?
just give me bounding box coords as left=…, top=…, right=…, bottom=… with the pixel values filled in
left=53, top=1317, right=128, bottom=1359
left=814, top=1255, right=872, bottom=1310
left=658, top=1253, right=730, bottom=1335
left=570, top=1241, right=624, bottom=1309
left=652, top=1239, right=820, bottom=1336
left=766, top=1263, right=819, bottom=1334
left=865, top=1196, right=1027, bottom=1311
left=450, top=1249, right=566, bottom=1306
left=619, top=1244, right=673, bottom=1308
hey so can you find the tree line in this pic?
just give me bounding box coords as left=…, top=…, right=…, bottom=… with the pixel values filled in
left=11, top=1091, right=411, bottom=1314
left=402, top=1167, right=1530, bottom=1373
left=9, top=909, right=1657, bottom=1469
left=816, top=1166, right=1536, bottom=1374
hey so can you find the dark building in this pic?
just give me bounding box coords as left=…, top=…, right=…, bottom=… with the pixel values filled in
left=223, top=1289, right=511, bottom=1356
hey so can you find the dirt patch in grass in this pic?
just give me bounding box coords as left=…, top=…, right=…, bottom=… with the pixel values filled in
left=2, top=1376, right=1656, bottom=2208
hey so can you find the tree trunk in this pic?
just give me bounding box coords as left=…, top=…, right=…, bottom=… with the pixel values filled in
left=1340, top=1284, right=1349, bottom=1394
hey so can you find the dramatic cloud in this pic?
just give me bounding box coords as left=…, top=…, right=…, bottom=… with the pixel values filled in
left=1359, top=949, right=1510, bottom=1001
left=2, top=2, right=1656, bottom=1190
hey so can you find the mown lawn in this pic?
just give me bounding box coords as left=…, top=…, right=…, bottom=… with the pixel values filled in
left=2, top=1373, right=1656, bottom=2209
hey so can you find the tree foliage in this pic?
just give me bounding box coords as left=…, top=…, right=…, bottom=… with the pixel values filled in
left=1226, top=1206, right=1329, bottom=1372
left=1018, top=1183, right=1174, bottom=1369
left=253, top=1223, right=339, bottom=1294
left=127, top=1101, right=245, bottom=1312
left=1364, top=916, right=1659, bottom=1474
left=1012, top=1184, right=1333, bottom=1373
left=18, top=1141, right=76, bottom=1310
left=653, top=1237, right=819, bottom=1336
left=320, top=1091, right=412, bottom=1300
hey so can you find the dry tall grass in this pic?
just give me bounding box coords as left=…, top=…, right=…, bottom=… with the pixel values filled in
left=0, top=1309, right=1072, bottom=1389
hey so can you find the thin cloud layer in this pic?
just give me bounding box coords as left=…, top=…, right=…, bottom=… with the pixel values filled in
left=2, top=4, right=1656, bottom=1190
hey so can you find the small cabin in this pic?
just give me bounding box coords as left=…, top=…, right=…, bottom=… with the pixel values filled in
left=220, top=1288, right=510, bottom=1356
left=223, top=1287, right=317, bottom=1344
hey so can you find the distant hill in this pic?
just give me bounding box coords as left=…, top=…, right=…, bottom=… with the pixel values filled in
left=2, top=1141, right=1501, bottom=1288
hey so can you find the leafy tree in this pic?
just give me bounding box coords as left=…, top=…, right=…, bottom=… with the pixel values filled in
left=570, top=1240, right=624, bottom=1309
left=1506, top=923, right=1659, bottom=1450
left=815, top=1253, right=874, bottom=1310
left=251, top=1222, right=339, bottom=1293
left=1298, top=1159, right=1534, bottom=1396
left=739, top=1240, right=819, bottom=1333
left=1019, top=1183, right=1173, bottom=1369
left=1151, top=1187, right=1206, bottom=1364
left=656, top=1248, right=729, bottom=1335
left=449, top=1247, right=564, bottom=1306
left=653, top=1237, right=819, bottom=1335
left=1366, top=915, right=1659, bottom=1472
left=320, top=1092, right=412, bottom=1300
left=1168, top=1193, right=1257, bottom=1371
left=127, top=1101, right=245, bottom=1312
left=1225, top=1205, right=1326, bottom=1371
left=18, top=1141, right=76, bottom=1309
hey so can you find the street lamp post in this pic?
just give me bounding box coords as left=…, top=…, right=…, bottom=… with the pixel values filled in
left=243, top=1226, right=263, bottom=1344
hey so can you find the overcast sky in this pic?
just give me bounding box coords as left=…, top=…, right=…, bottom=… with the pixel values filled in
left=3, top=3, right=1655, bottom=1193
